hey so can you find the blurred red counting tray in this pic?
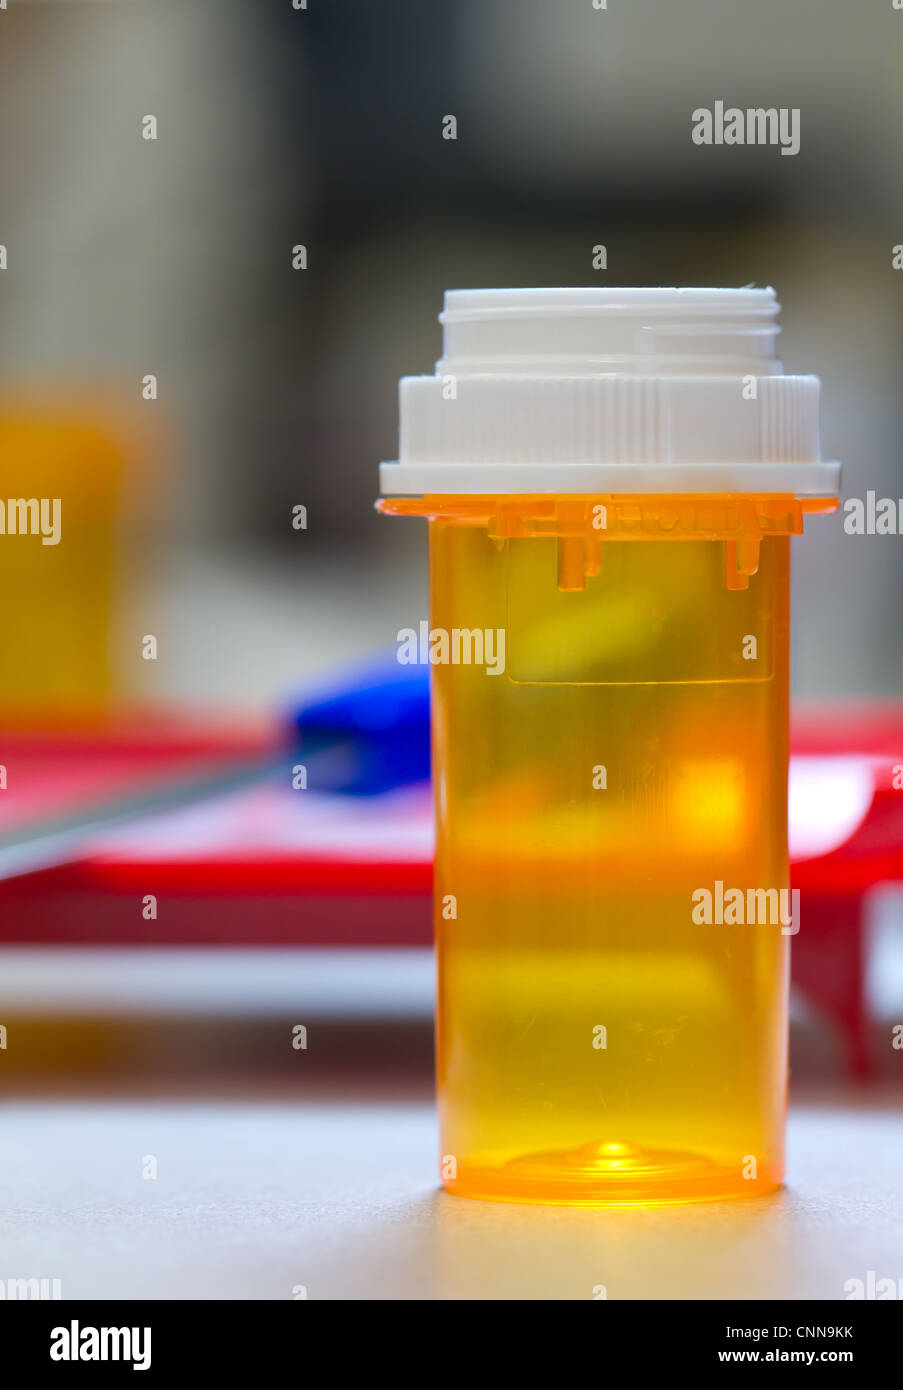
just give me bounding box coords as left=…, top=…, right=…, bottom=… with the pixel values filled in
left=0, top=706, right=901, bottom=1073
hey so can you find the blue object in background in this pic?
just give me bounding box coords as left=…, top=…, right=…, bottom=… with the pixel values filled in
left=289, top=655, right=431, bottom=795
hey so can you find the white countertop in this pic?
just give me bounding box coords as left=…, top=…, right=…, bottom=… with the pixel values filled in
left=0, top=1090, right=900, bottom=1300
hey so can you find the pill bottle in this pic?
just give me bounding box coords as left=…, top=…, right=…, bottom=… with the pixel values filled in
left=379, top=288, right=839, bottom=1205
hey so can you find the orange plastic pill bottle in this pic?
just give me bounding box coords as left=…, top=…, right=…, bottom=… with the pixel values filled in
left=380, top=288, right=839, bottom=1205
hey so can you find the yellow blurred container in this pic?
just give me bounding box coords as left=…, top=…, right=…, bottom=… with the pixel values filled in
left=0, top=402, right=128, bottom=723
left=380, top=289, right=840, bottom=1205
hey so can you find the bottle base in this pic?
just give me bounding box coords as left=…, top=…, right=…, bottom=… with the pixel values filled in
left=443, top=1139, right=783, bottom=1208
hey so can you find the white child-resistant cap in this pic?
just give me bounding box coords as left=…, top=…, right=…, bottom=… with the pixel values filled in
left=379, top=287, right=840, bottom=497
